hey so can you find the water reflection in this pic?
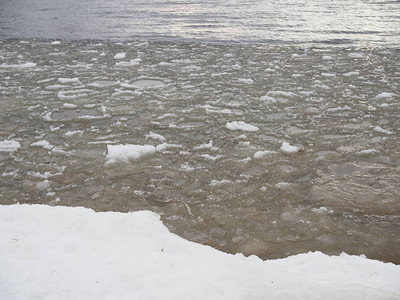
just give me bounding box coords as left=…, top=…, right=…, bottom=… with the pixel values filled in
left=0, top=0, right=399, bottom=46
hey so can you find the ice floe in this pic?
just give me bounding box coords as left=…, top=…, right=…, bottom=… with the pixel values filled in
left=106, top=144, right=156, bottom=164
left=226, top=121, right=259, bottom=132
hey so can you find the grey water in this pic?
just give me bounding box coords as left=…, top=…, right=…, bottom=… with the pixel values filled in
left=0, top=0, right=400, bottom=47
left=0, top=1, right=399, bottom=263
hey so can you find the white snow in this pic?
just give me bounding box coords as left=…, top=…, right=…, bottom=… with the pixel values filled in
left=226, top=121, right=259, bottom=132
left=280, top=142, right=299, bottom=154
left=0, top=140, right=21, bottom=152
left=1, top=204, right=399, bottom=300
left=106, top=144, right=155, bottom=164
left=114, top=52, right=126, bottom=59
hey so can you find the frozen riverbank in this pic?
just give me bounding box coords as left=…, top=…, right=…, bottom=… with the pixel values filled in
left=1, top=204, right=399, bottom=299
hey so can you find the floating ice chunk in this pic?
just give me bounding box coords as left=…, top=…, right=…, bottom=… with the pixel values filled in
left=321, top=73, right=336, bottom=77
left=226, top=121, right=259, bottom=132
left=343, top=71, right=359, bottom=77
left=0, top=140, right=21, bottom=152
left=131, top=80, right=164, bottom=88
left=237, top=78, right=253, bottom=84
left=280, top=142, right=299, bottom=154
left=155, top=143, right=181, bottom=152
left=373, top=126, right=393, bottom=135
left=64, top=130, right=84, bottom=137
left=63, top=103, right=78, bottom=109
left=0, top=62, right=36, bottom=69
left=31, top=140, right=53, bottom=150
left=348, top=53, right=363, bottom=58
left=195, top=140, right=213, bottom=150
left=58, top=78, right=81, bottom=84
left=376, top=92, right=395, bottom=99
left=380, top=103, right=389, bottom=108
left=179, top=163, right=195, bottom=172
left=210, top=179, right=231, bottom=186
left=266, top=90, right=297, bottom=98
left=197, top=154, right=222, bottom=161
left=114, top=52, right=126, bottom=59
left=115, top=58, right=141, bottom=67
left=355, top=149, right=378, bottom=156
left=145, top=132, right=166, bottom=142
left=106, top=144, right=155, bottom=164
left=322, top=55, right=333, bottom=60
left=51, top=41, right=61, bottom=45
left=254, top=150, right=276, bottom=159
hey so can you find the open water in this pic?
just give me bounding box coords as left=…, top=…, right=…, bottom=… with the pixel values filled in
left=0, top=0, right=399, bottom=262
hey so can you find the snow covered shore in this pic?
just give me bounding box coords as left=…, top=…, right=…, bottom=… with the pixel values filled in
left=1, top=204, right=399, bottom=299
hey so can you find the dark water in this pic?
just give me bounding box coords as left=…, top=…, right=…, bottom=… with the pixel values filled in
left=1, top=0, right=400, bottom=46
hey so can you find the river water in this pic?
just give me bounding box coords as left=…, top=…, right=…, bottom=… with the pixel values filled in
left=0, top=1, right=399, bottom=263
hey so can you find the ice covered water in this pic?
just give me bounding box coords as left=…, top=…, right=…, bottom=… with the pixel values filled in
left=0, top=39, right=399, bottom=262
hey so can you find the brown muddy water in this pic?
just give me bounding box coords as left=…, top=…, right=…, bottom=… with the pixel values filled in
left=0, top=39, right=399, bottom=263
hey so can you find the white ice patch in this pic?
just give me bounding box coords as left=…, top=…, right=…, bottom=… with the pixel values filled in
left=51, top=41, right=61, bottom=45
left=348, top=53, right=363, bottom=58
left=254, top=150, right=276, bottom=159
left=155, top=143, right=181, bottom=152
left=30, top=140, right=53, bottom=150
left=280, top=142, right=299, bottom=154
left=376, top=92, right=395, bottom=99
left=343, top=71, right=359, bottom=77
left=114, top=52, right=126, bottom=59
left=64, top=130, right=84, bottom=137
left=115, top=58, right=141, bottom=67
left=63, top=103, right=78, bottom=109
left=145, top=132, right=166, bottom=142
left=195, top=140, right=213, bottom=150
left=0, top=62, right=36, bottom=69
left=322, top=55, right=333, bottom=60
left=265, top=90, right=297, bottom=98
left=226, top=121, right=259, bottom=132
left=373, top=126, right=393, bottom=135
left=0, top=140, right=21, bottom=152
left=58, top=78, right=81, bottom=84
left=106, top=144, right=155, bottom=164
left=321, top=73, right=336, bottom=77
left=237, top=78, right=253, bottom=84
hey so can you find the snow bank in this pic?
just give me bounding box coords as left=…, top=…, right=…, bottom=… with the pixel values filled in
left=106, top=144, right=155, bottom=164
left=0, top=140, right=21, bottom=152
left=226, top=121, right=259, bottom=132
left=1, top=204, right=399, bottom=300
